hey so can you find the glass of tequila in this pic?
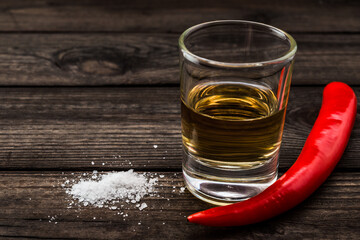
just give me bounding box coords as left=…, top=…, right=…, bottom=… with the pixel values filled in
left=179, top=20, right=297, bottom=205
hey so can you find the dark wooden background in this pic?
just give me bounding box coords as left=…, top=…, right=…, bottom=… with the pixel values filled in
left=0, top=0, right=359, bottom=239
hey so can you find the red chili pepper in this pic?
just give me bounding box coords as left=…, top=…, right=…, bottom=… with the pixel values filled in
left=187, top=82, right=357, bottom=227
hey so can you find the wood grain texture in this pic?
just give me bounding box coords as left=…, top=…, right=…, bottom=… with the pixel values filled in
left=0, top=0, right=359, bottom=33
left=0, top=86, right=358, bottom=171
left=0, top=33, right=359, bottom=86
left=0, top=171, right=358, bottom=239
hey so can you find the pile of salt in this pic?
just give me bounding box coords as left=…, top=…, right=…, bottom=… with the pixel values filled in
left=66, top=170, right=157, bottom=210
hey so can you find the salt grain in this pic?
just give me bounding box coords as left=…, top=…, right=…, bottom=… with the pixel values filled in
left=153, top=145, right=158, bottom=149
left=139, top=203, right=147, bottom=210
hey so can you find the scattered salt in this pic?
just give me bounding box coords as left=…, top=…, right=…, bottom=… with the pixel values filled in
left=159, top=175, right=165, bottom=178
left=48, top=216, right=57, bottom=223
left=153, top=145, right=158, bottom=149
left=180, top=187, right=185, bottom=193
left=91, top=161, right=95, bottom=165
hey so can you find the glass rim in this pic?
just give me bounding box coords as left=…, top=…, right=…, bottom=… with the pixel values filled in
left=179, top=20, right=297, bottom=68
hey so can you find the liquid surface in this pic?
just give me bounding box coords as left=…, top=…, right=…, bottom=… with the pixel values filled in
left=181, top=81, right=286, bottom=167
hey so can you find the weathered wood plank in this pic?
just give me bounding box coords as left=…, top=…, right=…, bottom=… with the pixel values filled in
left=0, top=0, right=359, bottom=33
left=0, top=33, right=359, bottom=86
left=0, top=86, right=359, bottom=170
left=0, top=171, right=358, bottom=239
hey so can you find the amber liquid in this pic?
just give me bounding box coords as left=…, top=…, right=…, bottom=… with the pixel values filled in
left=181, top=81, right=286, bottom=169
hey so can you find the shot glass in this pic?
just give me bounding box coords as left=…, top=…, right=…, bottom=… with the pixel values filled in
left=179, top=20, right=297, bottom=205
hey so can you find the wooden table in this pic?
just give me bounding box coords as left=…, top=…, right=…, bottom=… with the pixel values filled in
left=0, top=1, right=359, bottom=239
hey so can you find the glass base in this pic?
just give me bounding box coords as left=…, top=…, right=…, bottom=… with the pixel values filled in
left=182, top=150, right=278, bottom=206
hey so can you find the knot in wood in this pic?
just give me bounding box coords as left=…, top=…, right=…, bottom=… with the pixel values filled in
left=54, top=47, right=134, bottom=76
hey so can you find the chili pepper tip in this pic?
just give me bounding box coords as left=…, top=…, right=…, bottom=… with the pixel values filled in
left=187, top=214, right=193, bottom=222
left=187, top=212, right=203, bottom=224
